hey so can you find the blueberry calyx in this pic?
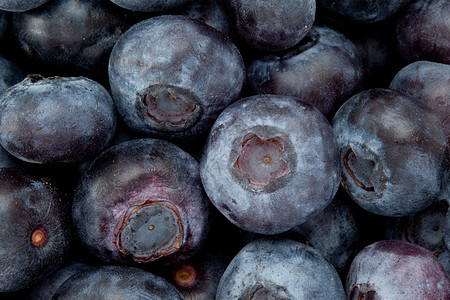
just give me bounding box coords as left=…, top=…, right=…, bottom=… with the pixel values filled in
left=141, top=84, right=201, bottom=131
left=349, top=285, right=376, bottom=300
left=172, top=264, right=198, bottom=288
left=30, top=226, right=48, bottom=248
left=114, top=201, right=184, bottom=263
left=235, top=133, right=290, bottom=189
left=343, top=148, right=375, bottom=192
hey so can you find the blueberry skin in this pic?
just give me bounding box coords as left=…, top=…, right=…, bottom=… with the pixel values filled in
left=0, top=0, right=50, bottom=12
left=332, top=88, right=449, bottom=216
left=200, top=94, right=341, bottom=235
left=110, top=0, right=189, bottom=12
left=346, top=240, right=450, bottom=299
left=13, top=0, right=131, bottom=75
left=290, top=189, right=360, bottom=275
left=390, top=60, right=450, bottom=145
left=317, top=0, right=411, bottom=23
left=108, top=15, right=245, bottom=140
left=0, top=75, right=116, bottom=164
left=72, top=138, right=210, bottom=265
left=247, top=26, right=364, bottom=118
left=27, top=261, right=93, bottom=300
left=384, top=200, right=450, bottom=275
left=395, top=0, right=450, bottom=64
left=227, top=0, right=315, bottom=52
left=52, top=265, right=183, bottom=299
left=0, top=168, right=71, bottom=292
left=216, top=238, right=346, bottom=299
left=0, top=54, right=23, bottom=95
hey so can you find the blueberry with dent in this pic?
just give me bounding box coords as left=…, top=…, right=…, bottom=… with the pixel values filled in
left=108, top=15, right=245, bottom=140
left=200, top=94, right=341, bottom=234
left=72, top=138, right=210, bottom=265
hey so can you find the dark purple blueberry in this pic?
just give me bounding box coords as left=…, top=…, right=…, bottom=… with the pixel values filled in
left=390, top=60, right=450, bottom=145
left=216, top=238, right=346, bottom=299
left=247, top=26, right=364, bottom=117
left=108, top=15, right=245, bottom=140
left=0, top=75, right=116, bottom=164
left=332, top=88, right=449, bottom=216
left=226, top=0, right=315, bottom=52
left=346, top=240, right=450, bottom=299
left=110, top=0, right=189, bottom=12
left=0, top=168, right=71, bottom=292
left=0, top=53, right=24, bottom=95
left=52, top=265, right=183, bottom=299
left=317, top=0, right=412, bottom=23
left=72, top=138, right=210, bottom=265
left=384, top=200, right=450, bottom=275
left=395, top=0, right=450, bottom=64
left=200, top=94, right=341, bottom=234
left=0, top=0, right=50, bottom=12
left=289, top=189, right=360, bottom=275
left=13, top=0, right=132, bottom=76
left=27, top=261, right=94, bottom=300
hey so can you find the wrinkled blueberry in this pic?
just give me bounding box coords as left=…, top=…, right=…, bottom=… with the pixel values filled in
left=346, top=240, right=450, bottom=299
left=0, top=0, right=50, bottom=12
left=109, top=15, right=245, bottom=140
left=13, top=0, right=131, bottom=76
left=52, top=265, right=183, bottom=299
left=0, top=53, right=24, bottom=95
left=390, top=60, right=450, bottom=145
left=332, top=88, right=449, bottom=216
left=0, top=168, right=71, bottom=292
left=247, top=26, right=364, bottom=117
left=317, top=0, right=412, bottom=23
left=395, top=0, right=450, bottom=64
left=226, top=0, right=315, bottom=51
left=200, top=94, right=341, bottom=234
left=0, top=75, right=116, bottom=164
left=216, top=238, right=346, bottom=299
left=110, top=0, right=189, bottom=12
left=72, top=138, right=210, bottom=265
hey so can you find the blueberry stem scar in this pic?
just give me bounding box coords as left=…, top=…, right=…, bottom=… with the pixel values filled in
left=343, top=148, right=375, bottom=192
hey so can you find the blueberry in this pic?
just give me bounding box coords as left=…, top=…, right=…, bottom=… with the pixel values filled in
left=52, top=265, right=183, bottom=299
left=200, top=94, right=341, bottom=234
left=109, top=0, right=189, bottom=12
left=446, top=206, right=450, bottom=251
left=216, top=238, right=346, bottom=299
left=0, top=75, right=117, bottom=164
left=227, top=0, right=315, bottom=51
left=332, top=88, right=449, bottom=216
left=346, top=240, right=450, bottom=299
left=0, top=10, right=7, bottom=40
left=247, top=26, right=364, bottom=118
left=108, top=15, right=245, bottom=140
left=390, top=60, right=450, bottom=146
left=72, top=138, right=210, bottom=265
left=27, top=261, right=93, bottom=300
left=13, top=0, right=132, bottom=76
left=290, top=188, right=360, bottom=276
left=0, top=53, right=24, bottom=95
left=317, top=0, right=412, bottom=23
left=0, top=0, right=50, bottom=12
left=0, top=167, right=72, bottom=292
left=395, top=0, right=450, bottom=64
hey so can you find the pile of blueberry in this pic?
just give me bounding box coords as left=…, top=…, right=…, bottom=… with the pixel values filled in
left=0, top=0, right=449, bottom=299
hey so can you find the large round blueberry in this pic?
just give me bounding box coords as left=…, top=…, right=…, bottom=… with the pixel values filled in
left=53, top=265, right=183, bottom=299
left=247, top=26, right=364, bottom=118
left=227, top=0, right=315, bottom=51
left=332, top=88, right=449, bottom=216
left=0, top=168, right=71, bottom=292
left=200, top=94, right=341, bottom=234
left=72, top=138, right=210, bottom=265
left=346, top=240, right=449, bottom=299
left=108, top=15, right=245, bottom=140
left=0, top=75, right=116, bottom=164
left=109, top=0, right=189, bottom=12
left=0, top=0, right=50, bottom=12
left=216, top=238, right=346, bottom=299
